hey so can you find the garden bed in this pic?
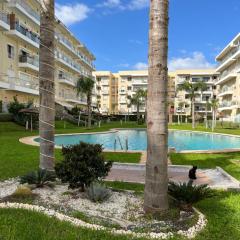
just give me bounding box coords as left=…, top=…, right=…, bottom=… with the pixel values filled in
left=0, top=178, right=207, bottom=239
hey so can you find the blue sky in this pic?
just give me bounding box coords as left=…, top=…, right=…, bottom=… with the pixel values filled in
left=55, top=0, right=240, bottom=72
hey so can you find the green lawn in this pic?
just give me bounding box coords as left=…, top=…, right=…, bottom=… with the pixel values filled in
left=0, top=121, right=142, bottom=180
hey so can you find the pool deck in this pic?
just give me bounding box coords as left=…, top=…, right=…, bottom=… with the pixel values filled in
left=106, top=163, right=240, bottom=190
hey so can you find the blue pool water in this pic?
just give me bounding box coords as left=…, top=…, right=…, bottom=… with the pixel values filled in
left=35, top=130, right=240, bottom=151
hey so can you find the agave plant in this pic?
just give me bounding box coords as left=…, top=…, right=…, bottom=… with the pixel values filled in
left=20, top=169, right=56, bottom=188
left=168, top=181, right=214, bottom=211
left=86, top=182, right=111, bottom=203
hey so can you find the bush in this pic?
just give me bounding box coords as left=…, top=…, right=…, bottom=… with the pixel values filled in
left=0, top=113, right=13, bottom=122
left=55, top=142, right=112, bottom=191
left=20, top=169, right=56, bottom=188
left=168, top=181, right=214, bottom=210
left=13, top=186, right=33, bottom=196
left=86, top=182, right=111, bottom=202
left=0, top=100, right=2, bottom=113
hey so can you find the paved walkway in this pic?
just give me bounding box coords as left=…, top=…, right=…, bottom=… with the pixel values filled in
left=106, top=164, right=240, bottom=189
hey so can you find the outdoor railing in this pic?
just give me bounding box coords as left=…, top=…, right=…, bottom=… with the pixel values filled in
left=19, top=55, right=39, bottom=68
left=0, top=11, right=9, bottom=24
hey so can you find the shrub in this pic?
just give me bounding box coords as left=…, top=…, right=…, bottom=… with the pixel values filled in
left=13, top=186, right=33, bottom=196
left=20, top=169, right=56, bottom=188
left=0, top=113, right=13, bottom=122
left=86, top=182, right=111, bottom=202
left=55, top=142, right=112, bottom=191
left=168, top=181, right=214, bottom=210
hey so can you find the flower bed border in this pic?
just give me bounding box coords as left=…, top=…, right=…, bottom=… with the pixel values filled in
left=0, top=202, right=207, bottom=239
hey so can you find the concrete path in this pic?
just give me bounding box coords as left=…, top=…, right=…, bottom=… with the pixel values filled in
left=106, top=163, right=240, bottom=190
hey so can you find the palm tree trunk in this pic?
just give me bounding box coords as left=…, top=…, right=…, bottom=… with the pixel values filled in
left=192, top=99, right=195, bottom=129
left=137, top=103, right=140, bottom=123
left=87, top=93, right=92, bottom=128
left=144, top=0, right=169, bottom=213
left=205, top=102, right=208, bottom=129
left=212, top=109, right=214, bottom=132
left=39, top=0, right=55, bottom=170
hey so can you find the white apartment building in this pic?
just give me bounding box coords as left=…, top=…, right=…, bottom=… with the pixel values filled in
left=175, top=69, right=218, bottom=118
left=215, top=33, right=240, bottom=122
left=0, top=0, right=95, bottom=112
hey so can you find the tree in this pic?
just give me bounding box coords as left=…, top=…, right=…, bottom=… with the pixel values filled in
left=177, top=81, right=207, bottom=129
left=210, top=98, right=219, bottom=131
left=144, top=0, right=169, bottom=213
left=129, top=89, right=147, bottom=123
left=177, top=101, right=185, bottom=124
left=76, top=76, right=95, bottom=128
left=39, top=0, right=55, bottom=170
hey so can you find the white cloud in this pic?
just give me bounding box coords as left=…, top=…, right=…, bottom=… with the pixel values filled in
left=99, top=0, right=122, bottom=8
left=133, top=62, right=148, bottom=70
left=56, top=3, right=91, bottom=26
left=97, top=0, right=148, bottom=11
left=128, top=0, right=149, bottom=10
left=169, top=52, right=215, bottom=71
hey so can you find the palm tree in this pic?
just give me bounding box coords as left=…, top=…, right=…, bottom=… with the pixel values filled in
left=144, top=0, right=169, bottom=213
left=178, top=101, right=185, bottom=124
left=39, top=0, right=55, bottom=171
left=210, top=98, right=219, bottom=131
left=76, top=76, right=95, bottom=128
left=178, top=81, right=207, bottom=129
left=129, top=89, right=146, bottom=123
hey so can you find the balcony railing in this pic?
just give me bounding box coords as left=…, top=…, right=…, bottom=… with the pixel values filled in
left=218, top=45, right=240, bottom=65
left=220, top=86, right=234, bottom=94
left=10, top=0, right=40, bottom=23
left=11, top=22, right=40, bottom=44
left=65, top=93, right=87, bottom=103
left=0, top=11, right=10, bottom=25
left=58, top=74, right=76, bottom=85
left=19, top=55, right=39, bottom=68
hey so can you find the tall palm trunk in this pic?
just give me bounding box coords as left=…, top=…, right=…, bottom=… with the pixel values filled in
left=137, top=102, right=140, bottom=123
left=39, top=0, right=55, bottom=170
left=87, top=93, right=92, bottom=128
left=144, top=0, right=169, bottom=213
left=192, top=98, right=195, bottom=129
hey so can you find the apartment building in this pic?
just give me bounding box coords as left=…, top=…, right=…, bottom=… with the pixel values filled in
left=215, top=33, right=240, bottom=122
left=175, top=69, right=218, bottom=118
left=93, top=70, right=176, bottom=115
left=0, top=0, right=95, bottom=112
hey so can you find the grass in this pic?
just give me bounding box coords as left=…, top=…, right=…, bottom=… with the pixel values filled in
left=0, top=121, right=143, bottom=180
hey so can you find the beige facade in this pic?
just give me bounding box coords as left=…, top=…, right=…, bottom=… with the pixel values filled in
left=215, top=33, right=240, bottom=122
left=93, top=70, right=175, bottom=115
left=0, top=0, right=95, bottom=112
left=175, top=69, right=218, bottom=117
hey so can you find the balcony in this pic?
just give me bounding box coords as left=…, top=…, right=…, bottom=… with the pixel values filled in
left=218, top=86, right=234, bottom=97
left=0, top=12, right=10, bottom=31
left=55, top=51, right=81, bottom=74
left=65, top=93, right=87, bottom=105
left=3, top=74, right=39, bottom=95
left=216, top=45, right=240, bottom=72
left=132, top=80, right=148, bottom=85
left=8, top=21, right=40, bottom=49
left=215, top=67, right=240, bottom=85
left=8, top=0, right=40, bottom=25
left=19, top=55, right=39, bottom=72
left=58, top=74, right=76, bottom=87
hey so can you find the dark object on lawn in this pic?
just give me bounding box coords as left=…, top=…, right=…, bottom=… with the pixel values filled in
left=189, top=166, right=197, bottom=180
left=20, top=169, right=56, bottom=188
left=168, top=181, right=214, bottom=211
left=55, top=142, right=112, bottom=191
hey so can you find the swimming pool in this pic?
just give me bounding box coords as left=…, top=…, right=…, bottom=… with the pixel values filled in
left=35, top=129, right=240, bottom=152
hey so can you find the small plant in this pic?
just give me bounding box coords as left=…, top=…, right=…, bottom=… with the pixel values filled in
left=168, top=181, right=214, bottom=210
left=13, top=186, right=33, bottom=196
left=86, top=182, right=111, bottom=202
left=2, top=186, right=37, bottom=203
left=20, top=169, right=56, bottom=188
left=55, top=142, right=112, bottom=191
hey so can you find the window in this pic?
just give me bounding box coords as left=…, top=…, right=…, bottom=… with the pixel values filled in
left=7, top=44, right=14, bottom=59
left=97, top=77, right=101, bottom=82
left=127, top=86, right=132, bottom=90
left=128, top=77, right=132, bottom=81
